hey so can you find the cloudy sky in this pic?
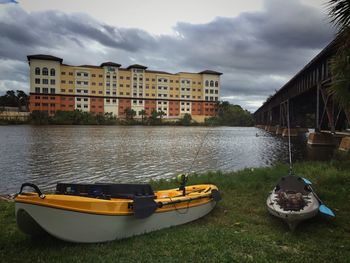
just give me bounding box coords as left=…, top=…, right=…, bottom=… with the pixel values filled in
left=0, top=0, right=335, bottom=112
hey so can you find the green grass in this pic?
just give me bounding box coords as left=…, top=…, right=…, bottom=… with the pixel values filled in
left=1, top=162, right=350, bottom=262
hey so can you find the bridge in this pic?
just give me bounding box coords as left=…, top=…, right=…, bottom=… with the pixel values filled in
left=253, top=39, right=350, bottom=150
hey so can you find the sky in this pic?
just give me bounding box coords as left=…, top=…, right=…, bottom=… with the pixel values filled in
left=0, top=0, right=335, bottom=112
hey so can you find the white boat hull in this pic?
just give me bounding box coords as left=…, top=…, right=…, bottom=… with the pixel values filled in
left=16, top=201, right=216, bottom=243
left=266, top=188, right=319, bottom=230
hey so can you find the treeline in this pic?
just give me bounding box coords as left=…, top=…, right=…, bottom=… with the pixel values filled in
left=29, top=110, right=194, bottom=126
left=205, top=101, right=254, bottom=126
left=0, top=90, right=29, bottom=110
left=30, top=111, right=118, bottom=125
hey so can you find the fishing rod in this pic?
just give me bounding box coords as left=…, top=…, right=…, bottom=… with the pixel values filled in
left=287, top=99, right=293, bottom=175
left=178, top=102, right=223, bottom=195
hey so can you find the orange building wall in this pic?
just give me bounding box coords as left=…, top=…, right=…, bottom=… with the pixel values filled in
left=118, top=98, right=132, bottom=116
left=169, top=101, right=180, bottom=116
left=144, top=100, right=157, bottom=116
left=90, top=97, right=104, bottom=114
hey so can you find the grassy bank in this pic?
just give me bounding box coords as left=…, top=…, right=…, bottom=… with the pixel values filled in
left=1, top=161, right=349, bottom=262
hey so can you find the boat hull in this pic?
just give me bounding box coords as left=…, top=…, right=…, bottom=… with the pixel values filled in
left=266, top=189, right=319, bottom=230
left=16, top=200, right=216, bottom=243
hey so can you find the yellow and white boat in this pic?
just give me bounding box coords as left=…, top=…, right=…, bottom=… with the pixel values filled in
left=15, top=182, right=221, bottom=243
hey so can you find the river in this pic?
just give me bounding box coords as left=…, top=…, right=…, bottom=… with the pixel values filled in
left=0, top=125, right=335, bottom=194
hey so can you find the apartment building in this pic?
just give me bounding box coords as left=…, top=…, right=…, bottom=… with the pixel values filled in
left=28, top=55, right=222, bottom=122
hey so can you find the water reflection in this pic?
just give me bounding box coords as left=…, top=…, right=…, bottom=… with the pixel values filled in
left=0, top=126, right=335, bottom=194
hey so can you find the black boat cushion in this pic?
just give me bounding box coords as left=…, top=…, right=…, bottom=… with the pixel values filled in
left=56, top=183, right=155, bottom=199
left=275, top=175, right=310, bottom=195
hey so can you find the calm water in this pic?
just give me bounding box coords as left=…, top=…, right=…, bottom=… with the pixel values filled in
left=0, top=126, right=334, bottom=194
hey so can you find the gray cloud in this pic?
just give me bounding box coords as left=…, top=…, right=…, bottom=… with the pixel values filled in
left=0, top=0, right=335, bottom=111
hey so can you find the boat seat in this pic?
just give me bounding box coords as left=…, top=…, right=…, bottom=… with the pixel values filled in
left=275, top=175, right=310, bottom=195
left=56, top=183, right=155, bottom=199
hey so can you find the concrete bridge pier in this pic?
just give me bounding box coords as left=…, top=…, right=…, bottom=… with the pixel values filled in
left=276, top=126, right=284, bottom=135
left=339, top=137, right=350, bottom=152
left=282, top=128, right=299, bottom=137
left=307, top=132, right=335, bottom=146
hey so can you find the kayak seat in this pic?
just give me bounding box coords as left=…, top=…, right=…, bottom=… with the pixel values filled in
left=275, top=175, right=310, bottom=195
left=56, top=183, right=155, bottom=199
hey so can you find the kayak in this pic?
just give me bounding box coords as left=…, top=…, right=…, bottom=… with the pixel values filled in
left=15, top=182, right=221, bottom=243
left=266, top=175, right=319, bottom=230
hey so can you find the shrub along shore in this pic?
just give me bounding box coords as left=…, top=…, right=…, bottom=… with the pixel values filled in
left=0, top=161, right=349, bottom=262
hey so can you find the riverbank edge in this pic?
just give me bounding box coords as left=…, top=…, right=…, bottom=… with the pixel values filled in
left=1, top=161, right=349, bottom=262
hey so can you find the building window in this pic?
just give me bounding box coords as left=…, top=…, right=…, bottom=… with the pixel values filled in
left=50, top=79, right=55, bottom=85
left=35, top=87, right=40, bottom=93
left=99, top=74, right=103, bottom=78
left=50, top=88, right=55, bottom=94
left=92, top=74, right=96, bottom=77
left=42, top=88, right=49, bottom=94
left=35, top=103, right=40, bottom=106
left=205, top=80, right=209, bottom=86
left=69, top=72, right=73, bottom=76
left=42, top=68, right=48, bottom=76
left=62, top=72, right=66, bottom=75
left=50, top=68, right=55, bottom=76
left=210, top=81, right=214, bottom=87
left=35, top=67, right=40, bottom=75
left=35, top=78, right=40, bottom=84
left=215, top=81, right=218, bottom=87
left=43, top=79, right=49, bottom=84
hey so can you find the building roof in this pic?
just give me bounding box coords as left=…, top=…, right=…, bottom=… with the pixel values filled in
left=127, top=64, right=148, bottom=70
left=146, top=70, right=172, bottom=75
left=198, top=70, right=223, bottom=75
left=100, top=62, right=121, bottom=68
left=78, top=65, right=102, bottom=69
left=27, top=54, right=63, bottom=63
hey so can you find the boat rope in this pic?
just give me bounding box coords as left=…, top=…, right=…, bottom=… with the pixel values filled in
left=168, top=195, right=190, bottom=214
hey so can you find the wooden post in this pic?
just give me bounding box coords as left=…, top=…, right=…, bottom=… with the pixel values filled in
left=316, top=83, right=320, bottom=132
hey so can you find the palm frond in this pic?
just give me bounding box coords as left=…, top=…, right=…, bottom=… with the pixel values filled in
left=327, top=0, right=350, bottom=32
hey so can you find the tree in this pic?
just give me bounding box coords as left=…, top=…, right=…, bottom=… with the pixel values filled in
left=0, top=90, right=29, bottom=110
left=179, top=113, right=192, bottom=126
left=16, top=90, right=29, bottom=111
left=139, top=109, right=147, bottom=124
left=327, top=0, right=350, bottom=115
left=204, top=101, right=254, bottom=127
left=158, top=110, right=166, bottom=123
left=124, top=107, right=136, bottom=120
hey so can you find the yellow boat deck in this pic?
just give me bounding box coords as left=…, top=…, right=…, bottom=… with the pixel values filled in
left=15, top=184, right=218, bottom=216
